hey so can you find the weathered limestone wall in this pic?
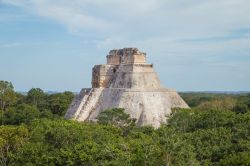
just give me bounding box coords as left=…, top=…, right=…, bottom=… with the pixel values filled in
left=107, top=55, right=120, bottom=65
left=86, top=89, right=183, bottom=128
left=92, top=65, right=118, bottom=88
left=109, top=64, right=161, bottom=89
left=106, top=48, right=146, bottom=65
left=66, top=87, right=188, bottom=128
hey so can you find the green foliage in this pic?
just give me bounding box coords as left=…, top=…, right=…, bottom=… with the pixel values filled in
left=0, top=125, right=29, bottom=166
left=2, top=104, right=40, bottom=125
left=0, top=80, right=250, bottom=165
left=97, top=108, right=136, bottom=127
left=48, top=91, right=74, bottom=116
left=0, top=80, right=75, bottom=126
left=219, top=152, right=250, bottom=166
left=0, top=80, right=75, bottom=125
left=196, top=97, right=237, bottom=111
left=168, top=109, right=235, bottom=131
left=181, top=92, right=250, bottom=113
left=190, top=128, right=233, bottom=164
left=0, top=108, right=250, bottom=166
left=167, top=108, right=193, bottom=132
left=26, top=88, right=47, bottom=110
left=157, top=127, right=199, bottom=165
left=191, top=109, right=235, bottom=130
left=0, top=81, right=16, bottom=111
left=127, top=133, right=162, bottom=165
left=40, top=108, right=57, bottom=119
left=180, top=93, right=213, bottom=107
left=233, top=102, right=249, bottom=114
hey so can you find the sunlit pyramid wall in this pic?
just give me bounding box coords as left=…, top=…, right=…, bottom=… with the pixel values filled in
left=65, top=48, right=189, bottom=128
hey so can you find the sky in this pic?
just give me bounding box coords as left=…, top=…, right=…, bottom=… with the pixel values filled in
left=0, top=0, right=250, bottom=92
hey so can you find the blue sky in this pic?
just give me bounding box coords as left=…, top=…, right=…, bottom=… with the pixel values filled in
left=0, top=0, right=250, bottom=92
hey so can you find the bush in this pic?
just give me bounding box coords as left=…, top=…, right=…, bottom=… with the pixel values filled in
left=2, top=104, right=40, bottom=125
left=97, top=108, right=136, bottom=127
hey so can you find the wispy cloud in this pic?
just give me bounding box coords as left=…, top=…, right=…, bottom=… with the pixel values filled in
left=2, top=0, right=250, bottom=35
left=0, top=42, right=23, bottom=48
left=1, top=0, right=111, bottom=32
left=2, top=0, right=250, bottom=53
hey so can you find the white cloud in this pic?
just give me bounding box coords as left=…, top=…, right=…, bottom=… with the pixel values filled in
left=1, top=0, right=111, bottom=31
left=1, top=0, right=250, bottom=72
left=2, top=0, right=250, bottom=35
left=0, top=42, right=23, bottom=48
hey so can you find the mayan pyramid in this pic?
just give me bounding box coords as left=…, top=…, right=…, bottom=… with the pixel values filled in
left=65, top=48, right=189, bottom=128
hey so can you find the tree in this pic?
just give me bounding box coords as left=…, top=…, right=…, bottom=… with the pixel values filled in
left=128, top=134, right=162, bottom=166
left=192, top=109, right=235, bottom=130
left=0, top=125, right=29, bottom=166
left=0, top=81, right=16, bottom=111
left=2, top=104, right=40, bottom=125
left=190, top=128, right=233, bottom=164
left=26, top=88, right=47, bottom=110
left=233, top=103, right=248, bottom=114
left=156, top=127, right=199, bottom=166
left=97, top=108, right=136, bottom=127
left=167, top=108, right=194, bottom=132
left=48, top=91, right=74, bottom=116
left=219, top=152, right=250, bottom=165
left=196, top=97, right=237, bottom=111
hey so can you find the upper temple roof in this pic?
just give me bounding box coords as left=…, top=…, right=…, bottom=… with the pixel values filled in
left=106, top=48, right=147, bottom=65
left=108, top=48, right=146, bottom=56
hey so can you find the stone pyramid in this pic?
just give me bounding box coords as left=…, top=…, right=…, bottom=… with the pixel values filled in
left=65, top=48, right=189, bottom=128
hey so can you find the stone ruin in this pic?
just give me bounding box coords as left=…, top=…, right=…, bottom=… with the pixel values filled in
left=65, top=48, right=189, bottom=128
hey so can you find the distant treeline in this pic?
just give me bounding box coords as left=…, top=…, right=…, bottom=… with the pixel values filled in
left=1, top=80, right=250, bottom=165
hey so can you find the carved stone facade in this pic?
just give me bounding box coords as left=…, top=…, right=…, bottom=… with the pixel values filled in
left=107, top=48, right=146, bottom=65
left=65, top=48, right=189, bottom=128
left=92, top=65, right=118, bottom=88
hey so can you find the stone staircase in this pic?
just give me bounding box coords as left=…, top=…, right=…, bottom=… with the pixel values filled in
left=65, top=88, right=91, bottom=119
left=75, top=88, right=104, bottom=121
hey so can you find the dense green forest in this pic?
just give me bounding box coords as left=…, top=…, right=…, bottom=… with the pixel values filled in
left=1, top=80, right=250, bottom=165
